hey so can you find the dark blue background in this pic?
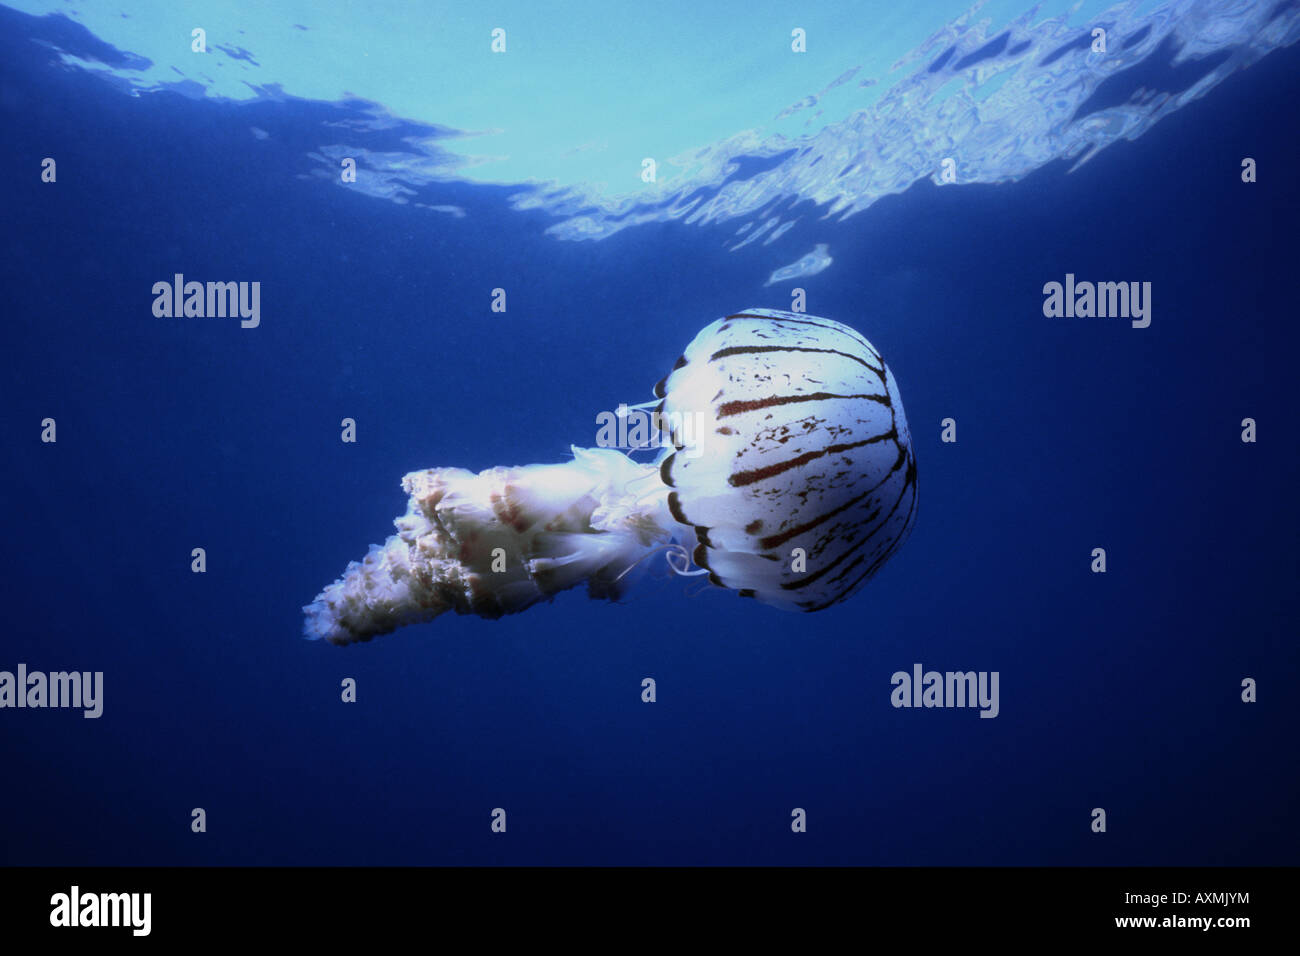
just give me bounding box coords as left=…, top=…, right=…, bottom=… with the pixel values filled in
left=1, top=7, right=1296, bottom=865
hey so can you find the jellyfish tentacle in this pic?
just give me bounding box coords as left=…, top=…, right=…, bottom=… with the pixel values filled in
left=302, top=447, right=679, bottom=645
left=664, top=545, right=711, bottom=577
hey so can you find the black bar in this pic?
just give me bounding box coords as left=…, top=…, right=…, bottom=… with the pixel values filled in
left=0, top=866, right=1282, bottom=942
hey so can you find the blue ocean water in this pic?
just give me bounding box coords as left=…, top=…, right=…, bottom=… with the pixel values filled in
left=1, top=0, right=1297, bottom=866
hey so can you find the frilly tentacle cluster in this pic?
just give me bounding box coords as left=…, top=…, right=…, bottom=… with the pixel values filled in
left=303, top=447, right=675, bottom=645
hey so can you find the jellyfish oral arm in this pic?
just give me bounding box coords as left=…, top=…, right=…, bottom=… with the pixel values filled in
left=302, top=446, right=681, bottom=646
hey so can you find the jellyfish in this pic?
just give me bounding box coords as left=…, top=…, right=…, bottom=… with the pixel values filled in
left=304, top=308, right=917, bottom=645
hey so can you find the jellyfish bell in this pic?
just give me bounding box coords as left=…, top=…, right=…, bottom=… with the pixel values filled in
left=304, top=308, right=917, bottom=646
left=656, top=310, right=917, bottom=611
